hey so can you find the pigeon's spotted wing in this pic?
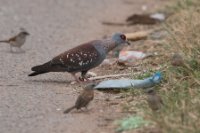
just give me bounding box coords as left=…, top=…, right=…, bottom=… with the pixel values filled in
left=50, top=40, right=102, bottom=72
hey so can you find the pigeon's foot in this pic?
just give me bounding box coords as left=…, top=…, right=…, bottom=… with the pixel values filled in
left=79, top=76, right=90, bottom=82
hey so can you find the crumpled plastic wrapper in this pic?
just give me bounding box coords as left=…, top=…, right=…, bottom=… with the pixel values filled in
left=118, top=51, right=153, bottom=63
left=150, top=13, right=165, bottom=21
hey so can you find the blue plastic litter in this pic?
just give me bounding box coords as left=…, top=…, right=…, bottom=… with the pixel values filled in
left=94, top=72, right=162, bottom=89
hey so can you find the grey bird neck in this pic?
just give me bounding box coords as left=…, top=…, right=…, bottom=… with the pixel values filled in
left=101, top=39, right=117, bottom=53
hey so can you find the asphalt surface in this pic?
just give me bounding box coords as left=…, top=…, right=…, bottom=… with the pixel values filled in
left=0, top=0, right=165, bottom=133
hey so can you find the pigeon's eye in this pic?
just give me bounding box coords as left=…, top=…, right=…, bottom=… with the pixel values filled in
left=120, top=35, right=126, bottom=40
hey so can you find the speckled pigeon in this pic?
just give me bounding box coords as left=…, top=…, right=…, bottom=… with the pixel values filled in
left=28, top=33, right=130, bottom=82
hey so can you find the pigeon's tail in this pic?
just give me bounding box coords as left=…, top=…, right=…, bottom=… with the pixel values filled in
left=28, top=61, right=52, bottom=76
left=0, top=40, right=9, bottom=43
left=63, top=106, right=76, bottom=114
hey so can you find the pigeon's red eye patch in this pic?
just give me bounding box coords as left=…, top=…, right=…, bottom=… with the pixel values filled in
left=120, top=34, right=126, bottom=40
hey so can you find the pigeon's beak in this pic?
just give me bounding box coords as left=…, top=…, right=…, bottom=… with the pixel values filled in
left=125, top=40, right=131, bottom=45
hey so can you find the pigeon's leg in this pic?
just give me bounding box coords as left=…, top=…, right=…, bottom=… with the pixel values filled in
left=84, top=104, right=90, bottom=111
left=79, top=71, right=89, bottom=81
left=79, top=108, right=85, bottom=112
left=71, top=73, right=81, bottom=83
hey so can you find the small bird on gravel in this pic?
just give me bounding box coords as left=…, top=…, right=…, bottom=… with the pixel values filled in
left=146, top=89, right=163, bottom=111
left=0, top=30, right=30, bottom=52
left=63, top=83, right=96, bottom=113
left=29, top=33, right=130, bottom=82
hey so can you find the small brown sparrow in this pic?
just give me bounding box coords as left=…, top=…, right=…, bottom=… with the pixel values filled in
left=146, top=89, right=163, bottom=111
left=0, top=30, right=30, bottom=52
left=63, top=83, right=96, bottom=113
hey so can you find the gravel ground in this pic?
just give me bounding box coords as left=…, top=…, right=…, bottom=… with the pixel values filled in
left=0, top=0, right=166, bottom=133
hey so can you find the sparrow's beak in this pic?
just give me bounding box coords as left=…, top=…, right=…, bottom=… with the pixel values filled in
left=126, top=40, right=131, bottom=45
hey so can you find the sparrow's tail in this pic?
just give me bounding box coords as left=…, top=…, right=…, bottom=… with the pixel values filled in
left=28, top=61, right=52, bottom=76
left=63, top=106, right=76, bottom=114
left=0, top=40, right=9, bottom=43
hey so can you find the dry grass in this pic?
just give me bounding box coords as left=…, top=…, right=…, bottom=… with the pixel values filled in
left=117, top=0, right=200, bottom=132
left=153, top=1, right=200, bottom=131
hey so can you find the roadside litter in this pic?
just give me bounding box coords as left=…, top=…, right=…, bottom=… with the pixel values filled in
left=102, top=12, right=167, bottom=26
left=101, top=50, right=154, bottom=66
left=118, top=50, right=153, bottom=63
left=94, top=72, right=162, bottom=90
